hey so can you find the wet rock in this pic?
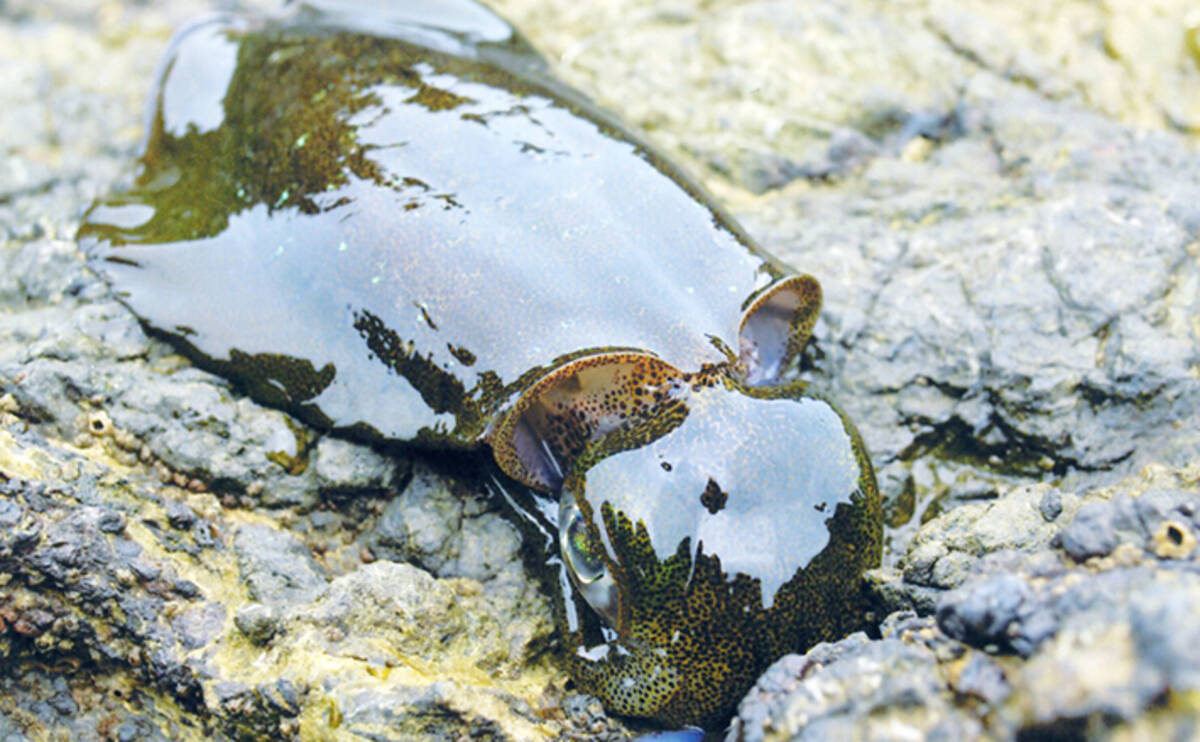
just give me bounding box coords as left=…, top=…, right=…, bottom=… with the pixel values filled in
left=893, top=483, right=1068, bottom=596
left=0, top=240, right=95, bottom=309
left=312, top=436, right=407, bottom=495
left=0, top=424, right=560, bottom=740
left=949, top=653, right=1009, bottom=706
left=163, top=499, right=196, bottom=531
left=232, top=524, right=327, bottom=605
left=0, top=306, right=324, bottom=510
left=234, top=603, right=283, bottom=646
left=0, top=467, right=208, bottom=711
left=1002, top=566, right=1200, bottom=730
left=0, top=662, right=191, bottom=742
left=324, top=683, right=507, bottom=741
left=171, top=579, right=202, bottom=600
left=1036, top=489, right=1062, bottom=523
left=773, top=468, right=1200, bottom=740
left=799, top=84, right=1200, bottom=491
left=1060, top=490, right=1200, bottom=563
left=362, top=463, right=524, bottom=582
left=211, top=678, right=304, bottom=741
left=1059, top=500, right=1125, bottom=560
left=738, top=551, right=1200, bottom=740
left=279, top=561, right=549, bottom=672
left=729, top=632, right=984, bottom=742
left=97, top=509, right=126, bottom=533
left=110, top=374, right=323, bottom=508
left=936, top=573, right=1032, bottom=653
left=232, top=560, right=561, bottom=740
left=171, top=601, right=226, bottom=651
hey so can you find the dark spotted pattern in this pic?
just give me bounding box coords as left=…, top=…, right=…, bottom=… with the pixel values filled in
left=565, top=472, right=879, bottom=728
left=558, top=378, right=882, bottom=729
left=490, top=352, right=684, bottom=489
left=700, top=478, right=728, bottom=515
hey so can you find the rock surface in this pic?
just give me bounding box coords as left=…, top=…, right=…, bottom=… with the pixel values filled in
left=2, top=0, right=1199, bottom=740
left=732, top=468, right=1200, bottom=741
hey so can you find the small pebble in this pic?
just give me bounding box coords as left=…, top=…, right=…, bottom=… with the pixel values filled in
left=97, top=510, right=126, bottom=533
left=1038, top=490, right=1063, bottom=522
left=1060, top=501, right=1119, bottom=561
left=173, top=579, right=202, bottom=599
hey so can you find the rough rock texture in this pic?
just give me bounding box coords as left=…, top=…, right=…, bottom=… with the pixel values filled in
left=732, top=468, right=1200, bottom=741
left=2, top=0, right=1199, bottom=740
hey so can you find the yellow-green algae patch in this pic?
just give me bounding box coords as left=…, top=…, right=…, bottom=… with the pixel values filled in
left=207, top=561, right=561, bottom=740
left=0, top=416, right=568, bottom=738
left=0, top=419, right=254, bottom=626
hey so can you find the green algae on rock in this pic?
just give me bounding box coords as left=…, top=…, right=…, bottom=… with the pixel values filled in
left=78, top=0, right=881, bottom=728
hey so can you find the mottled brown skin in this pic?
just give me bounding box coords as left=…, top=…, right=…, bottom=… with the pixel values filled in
left=78, top=0, right=882, bottom=730
left=551, top=367, right=880, bottom=728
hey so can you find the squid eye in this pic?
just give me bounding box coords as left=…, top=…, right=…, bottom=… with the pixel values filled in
left=559, top=497, right=622, bottom=628
left=563, top=505, right=606, bottom=583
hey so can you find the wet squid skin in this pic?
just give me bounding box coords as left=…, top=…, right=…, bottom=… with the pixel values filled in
left=79, top=0, right=882, bottom=729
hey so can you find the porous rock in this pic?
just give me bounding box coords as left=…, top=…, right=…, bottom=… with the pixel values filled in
left=736, top=470, right=1200, bottom=741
